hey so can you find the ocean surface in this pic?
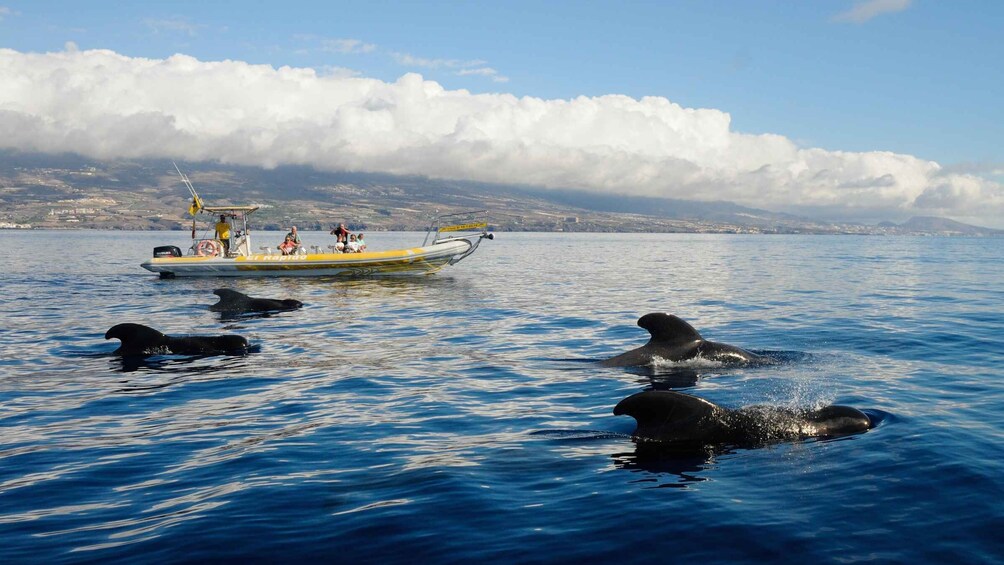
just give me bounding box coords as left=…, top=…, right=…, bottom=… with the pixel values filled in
left=0, top=230, right=1002, bottom=563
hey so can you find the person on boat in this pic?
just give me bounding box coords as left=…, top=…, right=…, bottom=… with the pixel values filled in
left=215, top=215, right=231, bottom=255
left=330, top=222, right=351, bottom=244
left=357, top=233, right=366, bottom=252
left=286, top=226, right=302, bottom=252
left=346, top=234, right=360, bottom=253
left=335, top=241, right=345, bottom=253
left=279, top=235, right=297, bottom=255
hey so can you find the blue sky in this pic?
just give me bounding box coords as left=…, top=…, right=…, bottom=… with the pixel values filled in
left=1, top=0, right=1002, bottom=225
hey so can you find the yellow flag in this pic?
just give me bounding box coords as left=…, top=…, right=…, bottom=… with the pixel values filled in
left=187, top=195, right=203, bottom=216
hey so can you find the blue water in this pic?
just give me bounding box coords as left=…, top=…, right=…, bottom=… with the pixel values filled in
left=1, top=231, right=1003, bottom=563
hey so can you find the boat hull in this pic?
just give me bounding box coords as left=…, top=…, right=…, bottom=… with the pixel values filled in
left=141, top=240, right=473, bottom=277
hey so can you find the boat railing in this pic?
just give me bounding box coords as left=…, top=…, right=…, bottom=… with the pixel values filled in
left=423, top=210, right=491, bottom=245
left=423, top=210, right=494, bottom=265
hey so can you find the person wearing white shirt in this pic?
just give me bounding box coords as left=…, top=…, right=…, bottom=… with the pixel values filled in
left=346, top=234, right=360, bottom=253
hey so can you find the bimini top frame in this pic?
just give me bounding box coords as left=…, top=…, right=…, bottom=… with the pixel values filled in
left=423, top=210, right=494, bottom=265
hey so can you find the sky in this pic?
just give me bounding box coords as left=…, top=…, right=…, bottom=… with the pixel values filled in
left=1, top=0, right=1002, bottom=226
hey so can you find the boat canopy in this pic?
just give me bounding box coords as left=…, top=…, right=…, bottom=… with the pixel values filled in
left=202, top=205, right=261, bottom=215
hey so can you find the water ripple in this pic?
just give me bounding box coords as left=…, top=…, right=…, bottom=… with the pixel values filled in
left=1, top=231, right=1003, bottom=561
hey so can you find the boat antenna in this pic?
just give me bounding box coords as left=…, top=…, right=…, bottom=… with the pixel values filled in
left=173, top=161, right=201, bottom=203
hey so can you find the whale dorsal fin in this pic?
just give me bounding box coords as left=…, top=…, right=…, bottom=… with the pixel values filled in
left=104, top=323, right=167, bottom=353
left=637, top=313, right=703, bottom=345
left=213, top=288, right=248, bottom=303
left=211, top=289, right=251, bottom=310
left=613, top=391, right=722, bottom=441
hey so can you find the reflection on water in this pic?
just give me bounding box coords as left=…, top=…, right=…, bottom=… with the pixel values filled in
left=217, top=310, right=286, bottom=323
left=610, top=447, right=719, bottom=488
left=640, top=368, right=703, bottom=389
left=111, top=348, right=259, bottom=374
left=0, top=231, right=1003, bottom=562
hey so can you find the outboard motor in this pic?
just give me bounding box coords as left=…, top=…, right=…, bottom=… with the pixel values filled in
left=153, top=245, right=182, bottom=258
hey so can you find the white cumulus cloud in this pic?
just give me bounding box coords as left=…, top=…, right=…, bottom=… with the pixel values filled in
left=0, top=47, right=1001, bottom=226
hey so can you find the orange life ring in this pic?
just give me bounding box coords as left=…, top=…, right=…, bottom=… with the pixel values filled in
left=195, top=239, right=222, bottom=257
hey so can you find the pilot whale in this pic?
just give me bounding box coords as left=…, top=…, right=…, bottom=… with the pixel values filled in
left=614, top=390, right=872, bottom=447
left=600, top=313, right=769, bottom=367
left=210, top=289, right=303, bottom=313
left=105, top=323, right=249, bottom=355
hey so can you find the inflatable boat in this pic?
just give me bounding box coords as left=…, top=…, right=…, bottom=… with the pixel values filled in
left=141, top=166, right=492, bottom=278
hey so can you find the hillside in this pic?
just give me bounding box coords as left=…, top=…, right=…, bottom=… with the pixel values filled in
left=0, top=151, right=999, bottom=236
left=898, top=216, right=1003, bottom=235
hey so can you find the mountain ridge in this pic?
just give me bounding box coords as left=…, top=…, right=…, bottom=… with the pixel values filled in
left=0, top=151, right=999, bottom=236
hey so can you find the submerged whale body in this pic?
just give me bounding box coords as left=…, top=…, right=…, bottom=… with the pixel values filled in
left=210, top=289, right=303, bottom=313
left=600, top=313, right=769, bottom=367
left=104, top=323, right=249, bottom=355
left=614, top=390, right=872, bottom=447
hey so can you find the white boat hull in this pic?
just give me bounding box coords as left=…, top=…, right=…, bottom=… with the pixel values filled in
left=141, top=239, right=473, bottom=278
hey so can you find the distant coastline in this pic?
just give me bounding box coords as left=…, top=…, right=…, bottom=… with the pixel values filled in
left=2, top=153, right=1001, bottom=237
left=3, top=226, right=1001, bottom=237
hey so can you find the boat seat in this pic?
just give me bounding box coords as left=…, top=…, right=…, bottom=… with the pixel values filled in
left=310, top=245, right=322, bottom=254
left=258, top=246, right=273, bottom=255
left=327, top=245, right=341, bottom=254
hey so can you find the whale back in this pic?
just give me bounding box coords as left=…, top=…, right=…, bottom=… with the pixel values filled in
left=600, top=313, right=766, bottom=367
left=105, top=323, right=248, bottom=355
left=212, top=288, right=302, bottom=312
left=615, top=391, right=873, bottom=447
left=167, top=334, right=249, bottom=354
left=637, top=313, right=704, bottom=346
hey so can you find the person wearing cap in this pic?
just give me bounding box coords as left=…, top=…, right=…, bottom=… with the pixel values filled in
left=215, top=215, right=231, bottom=255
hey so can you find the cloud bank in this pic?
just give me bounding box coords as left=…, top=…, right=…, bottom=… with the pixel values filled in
left=1, top=47, right=1001, bottom=226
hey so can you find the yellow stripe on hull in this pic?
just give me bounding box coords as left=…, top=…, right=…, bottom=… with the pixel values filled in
left=141, top=241, right=471, bottom=278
